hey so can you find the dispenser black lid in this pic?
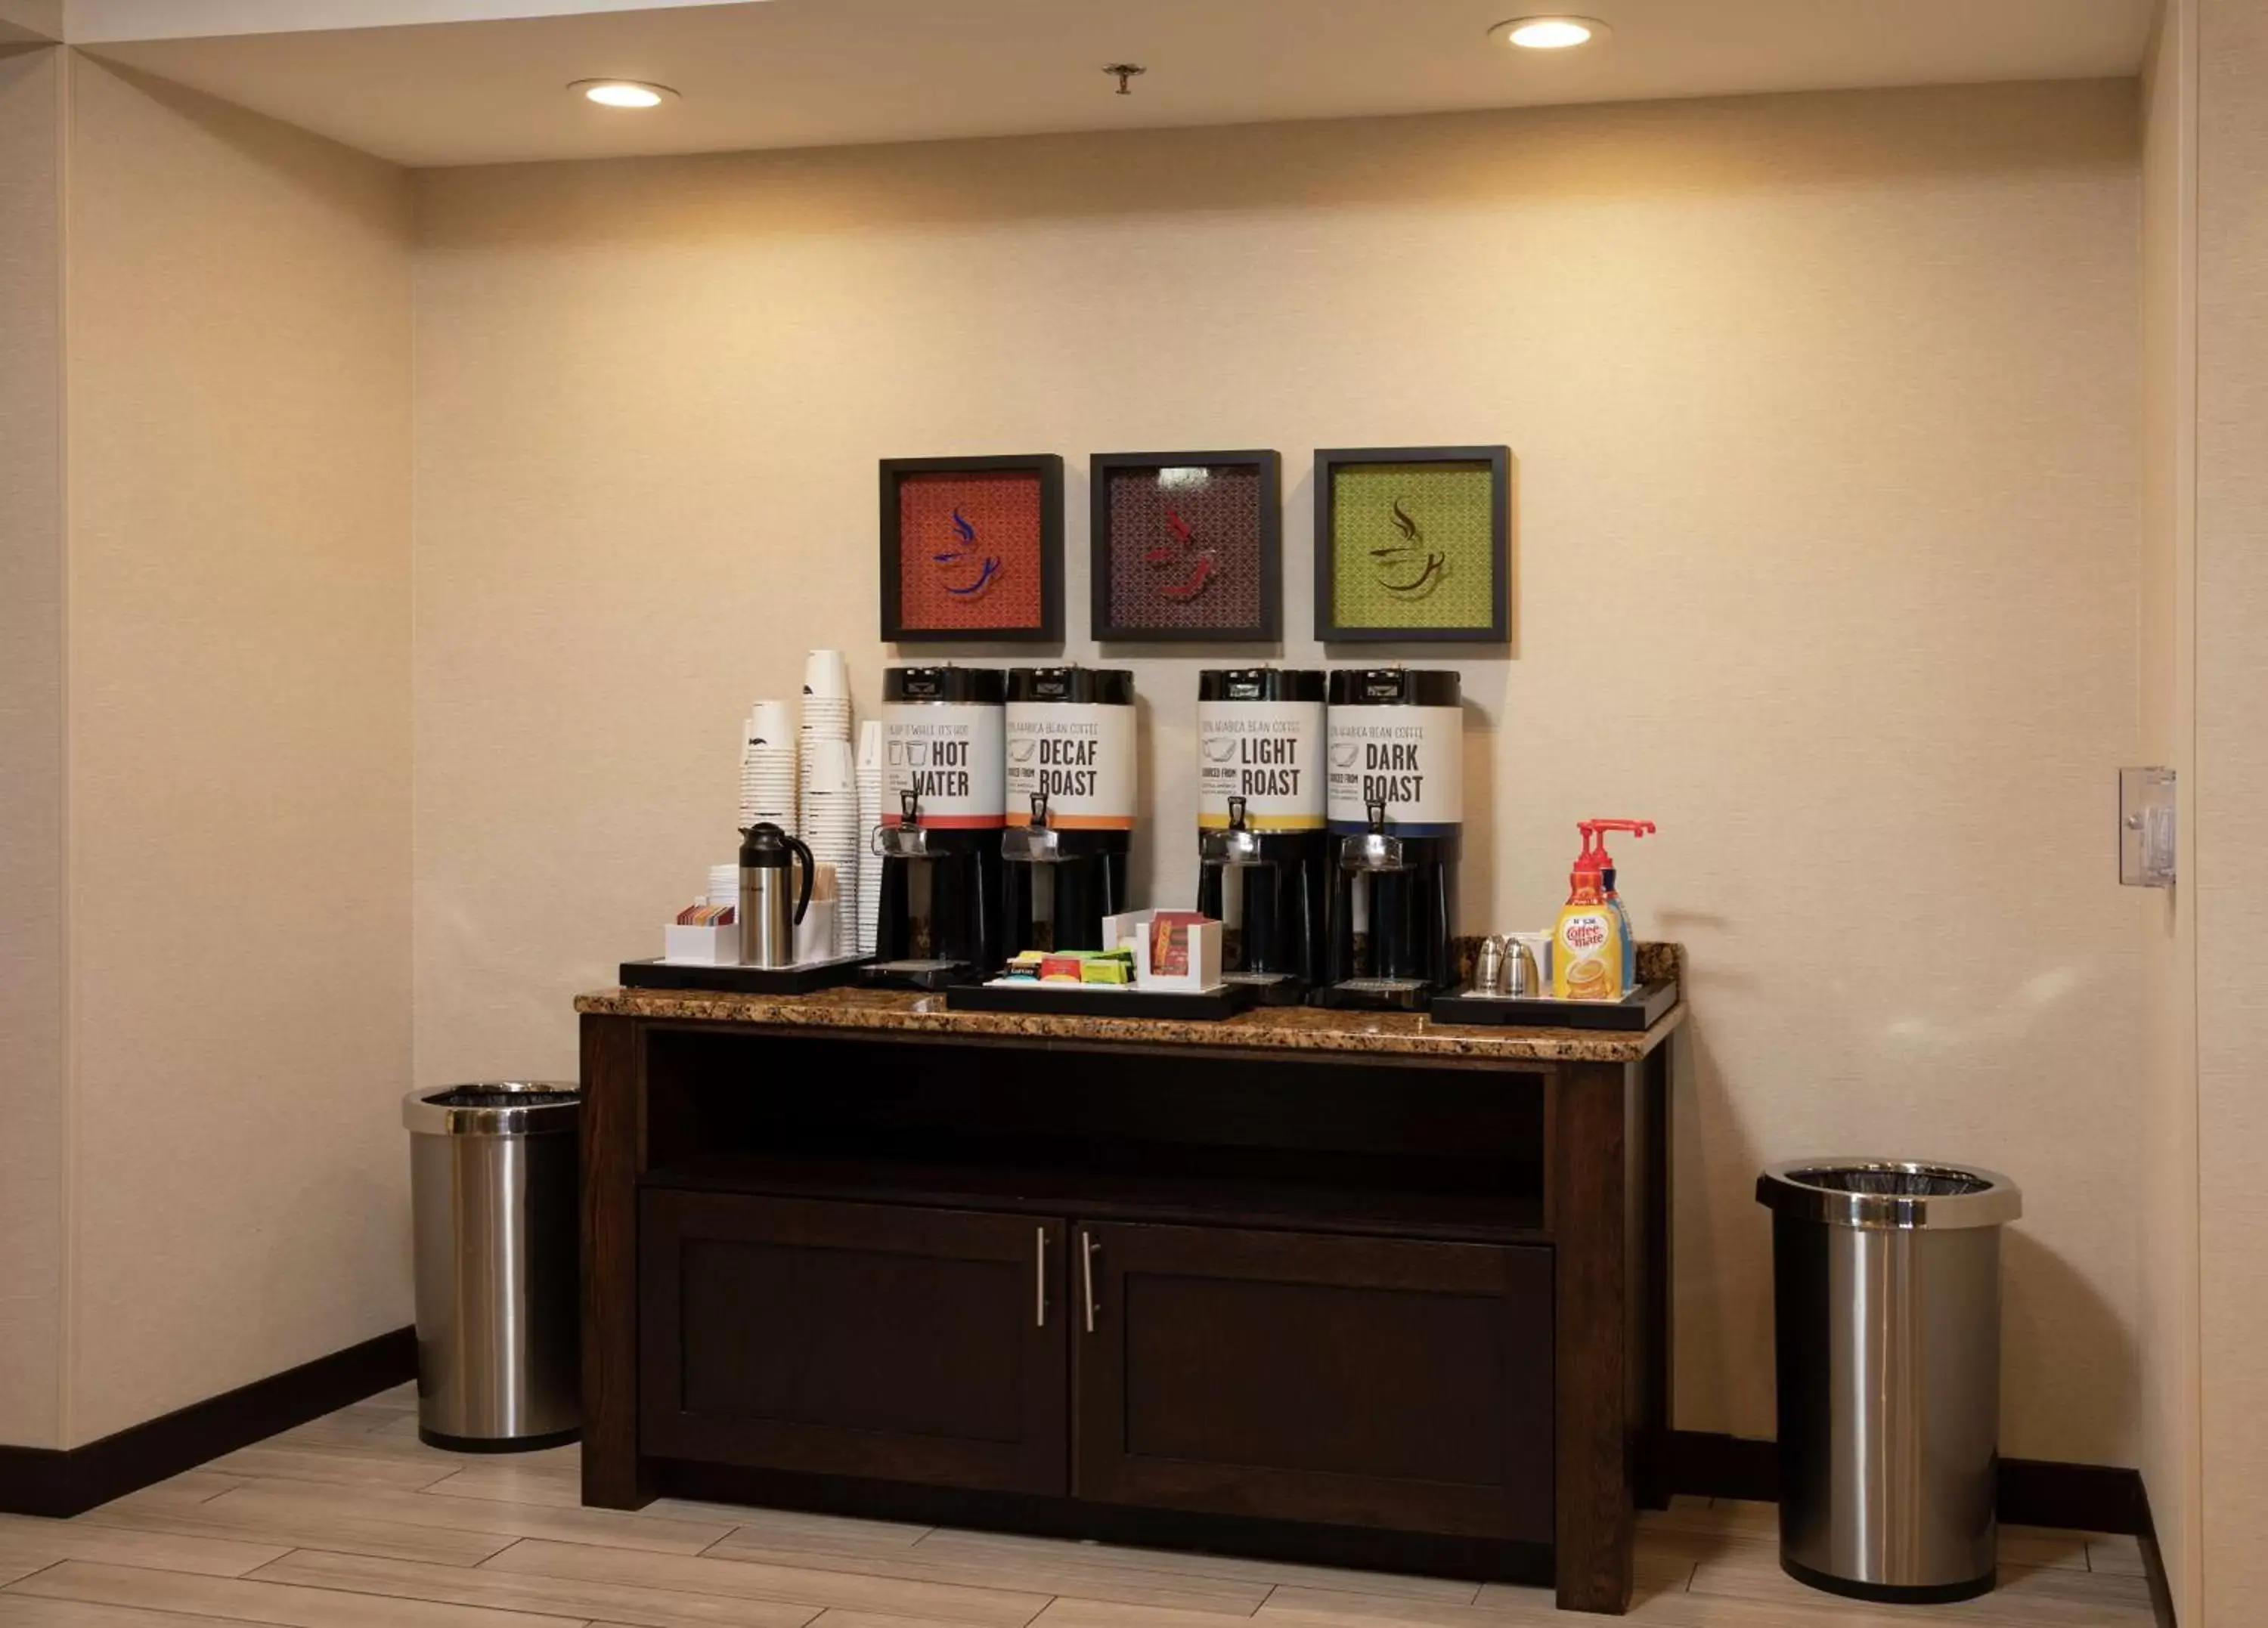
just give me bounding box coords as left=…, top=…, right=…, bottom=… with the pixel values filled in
left=885, top=666, right=1006, bottom=704
left=1199, top=668, right=1326, bottom=703
left=1328, top=667, right=1461, bottom=707
left=1006, top=666, right=1133, bottom=704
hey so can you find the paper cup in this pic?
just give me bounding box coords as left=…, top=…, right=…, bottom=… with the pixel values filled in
left=748, top=699, right=794, bottom=747
left=803, top=649, right=849, bottom=698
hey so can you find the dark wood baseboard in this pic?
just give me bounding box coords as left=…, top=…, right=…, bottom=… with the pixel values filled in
left=1665, top=1428, right=1780, bottom=1505
left=0, top=1326, right=414, bottom=1518
left=2134, top=1476, right=2178, bottom=1628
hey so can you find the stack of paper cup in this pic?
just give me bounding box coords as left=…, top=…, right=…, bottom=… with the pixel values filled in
left=799, top=650, right=858, bottom=940
left=740, top=699, right=796, bottom=831
left=854, top=720, right=883, bottom=954
left=708, top=863, right=740, bottom=909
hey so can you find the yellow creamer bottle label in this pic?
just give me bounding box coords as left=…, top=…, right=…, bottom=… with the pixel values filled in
left=1554, top=905, right=1625, bottom=1001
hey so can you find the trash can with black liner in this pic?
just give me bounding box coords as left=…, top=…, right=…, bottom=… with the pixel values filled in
left=403, top=1082, right=581, bottom=1450
left=1757, top=1159, right=2022, bottom=1604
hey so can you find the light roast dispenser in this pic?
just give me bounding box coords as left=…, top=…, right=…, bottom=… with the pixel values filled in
left=1193, top=668, right=1328, bottom=998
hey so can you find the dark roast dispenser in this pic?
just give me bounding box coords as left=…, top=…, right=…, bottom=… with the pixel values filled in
left=1193, top=668, right=1328, bottom=1001
left=1318, top=667, right=1463, bottom=1011
left=865, top=666, right=1006, bottom=988
left=1000, top=667, right=1135, bottom=956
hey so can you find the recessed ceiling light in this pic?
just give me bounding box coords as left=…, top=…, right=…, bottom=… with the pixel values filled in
left=1490, top=16, right=1610, bottom=49
left=569, top=79, right=679, bottom=109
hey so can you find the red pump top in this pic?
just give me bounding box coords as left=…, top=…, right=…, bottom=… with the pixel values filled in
left=1566, top=825, right=1606, bottom=902
left=1571, top=819, right=1656, bottom=899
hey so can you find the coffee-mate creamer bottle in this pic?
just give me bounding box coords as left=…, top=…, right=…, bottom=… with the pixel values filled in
left=1553, top=831, right=1623, bottom=1001
left=1554, top=819, right=1658, bottom=999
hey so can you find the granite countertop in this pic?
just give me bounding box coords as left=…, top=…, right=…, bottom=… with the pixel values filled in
left=575, top=945, right=1685, bottom=1064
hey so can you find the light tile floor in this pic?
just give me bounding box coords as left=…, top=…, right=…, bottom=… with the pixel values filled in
left=0, top=1386, right=2156, bottom=1626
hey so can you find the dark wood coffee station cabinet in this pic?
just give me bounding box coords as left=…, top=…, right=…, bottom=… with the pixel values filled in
left=578, top=966, right=1681, bottom=1616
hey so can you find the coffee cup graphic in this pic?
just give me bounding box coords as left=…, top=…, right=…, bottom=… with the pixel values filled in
left=931, top=509, right=1001, bottom=599
left=1202, top=736, right=1239, bottom=764
left=1330, top=741, right=1361, bottom=769
left=1009, top=738, right=1039, bottom=763
left=1563, top=958, right=1612, bottom=1000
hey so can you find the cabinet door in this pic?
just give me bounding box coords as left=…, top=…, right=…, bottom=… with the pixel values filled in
left=641, top=1190, right=1067, bottom=1493
left=1073, top=1221, right=1551, bottom=1540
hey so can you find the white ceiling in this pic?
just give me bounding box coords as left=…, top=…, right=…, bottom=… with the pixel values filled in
left=75, top=0, right=2157, bottom=169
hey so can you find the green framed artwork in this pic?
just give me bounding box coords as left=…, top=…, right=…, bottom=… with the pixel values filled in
left=1313, top=445, right=1510, bottom=642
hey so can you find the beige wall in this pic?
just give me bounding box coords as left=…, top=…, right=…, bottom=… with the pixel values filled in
left=2196, top=0, right=2268, bottom=1615
left=414, top=80, right=2144, bottom=1459
left=2139, top=0, right=2201, bottom=1615
left=60, top=57, right=414, bottom=1444
left=0, top=44, right=67, bottom=1450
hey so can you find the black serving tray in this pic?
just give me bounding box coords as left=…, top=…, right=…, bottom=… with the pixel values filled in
left=1311, top=977, right=1441, bottom=1013
left=861, top=958, right=977, bottom=992
left=1222, top=971, right=1312, bottom=1007
left=947, top=980, right=1259, bottom=1021
left=1430, top=977, right=1679, bottom=1032
left=620, top=954, right=872, bottom=995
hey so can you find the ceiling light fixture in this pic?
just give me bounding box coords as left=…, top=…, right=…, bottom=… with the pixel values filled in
left=569, top=79, right=679, bottom=109
left=1490, top=16, right=1610, bottom=49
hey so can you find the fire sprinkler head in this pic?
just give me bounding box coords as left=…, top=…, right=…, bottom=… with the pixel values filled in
left=1104, top=63, right=1148, bottom=95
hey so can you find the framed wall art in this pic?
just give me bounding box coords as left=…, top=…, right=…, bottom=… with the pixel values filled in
left=1090, top=450, right=1281, bottom=642
left=1313, top=445, right=1511, bottom=643
left=880, top=454, right=1064, bottom=642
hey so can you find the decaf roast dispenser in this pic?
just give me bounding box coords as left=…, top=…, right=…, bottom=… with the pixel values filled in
left=1320, top=667, right=1463, bottom=1010
left=1000, top=667, right=1135, bottom=956
left=1194, top=668, right=1328, bottom=996
left=866, top=666, right=1006, bottom=986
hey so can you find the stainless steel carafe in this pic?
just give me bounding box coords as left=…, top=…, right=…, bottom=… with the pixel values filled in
left=739, top=822, right=815, bottom=968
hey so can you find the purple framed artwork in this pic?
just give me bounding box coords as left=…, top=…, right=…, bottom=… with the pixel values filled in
left=1089, top=450, right=1281, bottom=642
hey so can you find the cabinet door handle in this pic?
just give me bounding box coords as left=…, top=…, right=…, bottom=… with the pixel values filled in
left=1081, top=1230, right=1099, bottom=1333
left=1035, top=1227, right=1048, bottom=1328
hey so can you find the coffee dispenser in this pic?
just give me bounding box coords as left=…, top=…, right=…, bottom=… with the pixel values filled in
left=1000, top=667, right=1134, bottom=955
left=1193, top=669, right=1328, bottom=998
left=1320, top=667, right=1462, bottom=1010
left=866, top=666, right=1007, bottom=986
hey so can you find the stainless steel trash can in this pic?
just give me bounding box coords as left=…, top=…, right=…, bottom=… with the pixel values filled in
left=1756, top=1159, right=2021, bottom=1605
left=403, top=1082, right=581, bottom=1451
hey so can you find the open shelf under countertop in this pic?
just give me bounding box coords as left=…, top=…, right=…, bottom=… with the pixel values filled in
left=642, top=1148, right=1549, bottom=1244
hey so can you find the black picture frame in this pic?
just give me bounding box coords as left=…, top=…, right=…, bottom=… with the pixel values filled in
left=1312, top=444, right=1512, bottom=643
left=880, top=454, right=1065, bottom=643
left=1089, top=450, right=1282, bottom=642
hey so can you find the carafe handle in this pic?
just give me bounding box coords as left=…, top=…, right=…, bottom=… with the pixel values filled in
left=785, top=831, right=816, bottom=925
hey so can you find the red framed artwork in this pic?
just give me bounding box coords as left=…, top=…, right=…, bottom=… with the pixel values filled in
left=880, top=456, right=1064, bottom=642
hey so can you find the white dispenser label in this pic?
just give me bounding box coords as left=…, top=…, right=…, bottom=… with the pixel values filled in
left=1326, top=704, right=1462, bottom=831
left=882, top=703, right=1004, bottom=828
left=1005, top=704, right=1135, bottom=830
left=1198, top=701, right=1325, bottom=830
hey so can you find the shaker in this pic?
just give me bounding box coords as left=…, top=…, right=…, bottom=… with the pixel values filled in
left=1505, top=935, right=1539, bottom=997
left=1473, top=936, right=1507, bottom=996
